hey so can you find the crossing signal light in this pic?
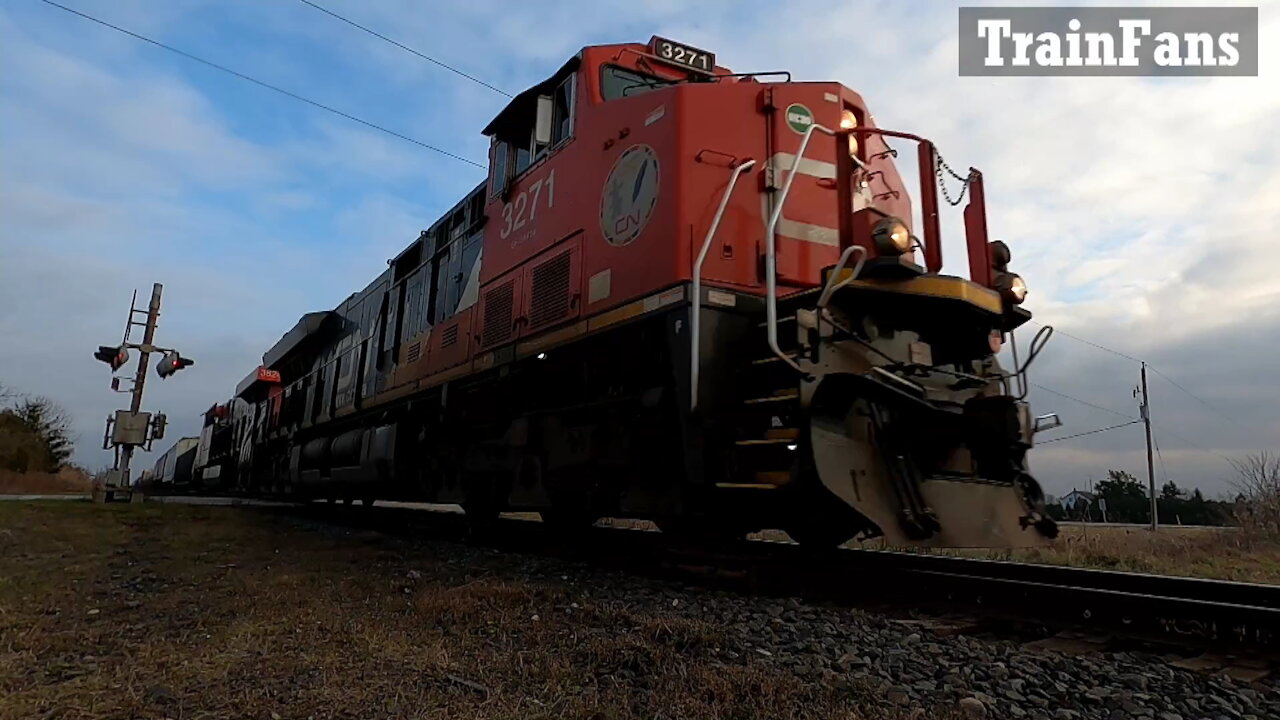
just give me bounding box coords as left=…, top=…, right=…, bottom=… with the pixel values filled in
left=156, top=351, right=194, bottom=379
left=94, top=345, right=129, bottom=372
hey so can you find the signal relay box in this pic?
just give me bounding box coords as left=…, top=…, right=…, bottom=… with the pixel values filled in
left=111, top=410, right=152, bottom=447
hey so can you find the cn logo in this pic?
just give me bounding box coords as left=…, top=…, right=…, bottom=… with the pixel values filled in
left=613, top=211, right=643, bottom=236
left=600, top=144, right=660, bottom=247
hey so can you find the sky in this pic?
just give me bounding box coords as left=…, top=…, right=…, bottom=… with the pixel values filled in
left=1, top=0, right=1276, bottom=498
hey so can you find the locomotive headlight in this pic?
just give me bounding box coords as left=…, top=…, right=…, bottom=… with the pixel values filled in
left=994, top=272, right=1028, bottom=304
left=840, top=109, right=858, bottom=156
left=872, top=216, right=912, bottom=255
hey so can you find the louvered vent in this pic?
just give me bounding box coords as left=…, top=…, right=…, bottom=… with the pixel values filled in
left=480, top=281, right=516, bottom=347
left=405, top=341, right=422, bottom=363
left=441, top=323, right=459, bottom=348
left=529, top=251, right=572, bottom=329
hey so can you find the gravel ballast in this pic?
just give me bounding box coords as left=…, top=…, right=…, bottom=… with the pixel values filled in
left=2, top=501, right=1275, bottom=720
left=494, top=547, right=1279, bottom=720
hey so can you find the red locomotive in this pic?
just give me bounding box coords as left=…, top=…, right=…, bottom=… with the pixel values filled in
left=193, top=37, right=1058, bottom=548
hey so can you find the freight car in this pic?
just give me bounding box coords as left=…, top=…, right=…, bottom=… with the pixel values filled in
left=151, top=436, right=198, bottom=487
left=193, top=37, right=1058, bottom=548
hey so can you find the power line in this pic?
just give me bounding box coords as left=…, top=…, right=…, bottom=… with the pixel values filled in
left=1031, top=383, right=1136, bottom=420
left=1027, top=320, right=1144, bottom=364
left=38, top=0, right=485, bottom=169
left=1039, top=420, right=1142, bottom=444
left=296, top=0, right=512, bottom=98
left=1150, top=422, right=1235, bottom=464
left=1147, top=365, right=1241, bottom=427
left=1153, top=430, right=1170, bottom=487
left=1028, top=320, right=1240, bottom=427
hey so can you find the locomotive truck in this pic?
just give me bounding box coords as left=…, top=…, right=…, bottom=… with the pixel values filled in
left=192, top=37, right=1058, bottom=548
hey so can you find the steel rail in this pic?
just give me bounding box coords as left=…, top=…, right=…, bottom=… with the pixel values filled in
left=149, top=497, right=1280, bottom=652
left=749, top=545, right=1280, bottom=650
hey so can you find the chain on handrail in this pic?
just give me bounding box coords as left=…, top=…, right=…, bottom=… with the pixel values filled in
left=935, top=150, right=973, bottom=207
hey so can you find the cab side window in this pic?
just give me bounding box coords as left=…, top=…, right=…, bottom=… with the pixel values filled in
left=489, top=139, right=508, bottom=198
left=552, top=75, right=574, bottom=144
left=600, top=66, right=672, bottom=101
left=488, top=73, right=576, bottom=197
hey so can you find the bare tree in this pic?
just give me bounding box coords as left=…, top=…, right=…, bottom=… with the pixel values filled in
left=1231, top=452, right=1280, bottom=538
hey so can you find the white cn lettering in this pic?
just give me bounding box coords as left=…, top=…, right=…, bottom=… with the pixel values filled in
left=977, top=19, right=1012, bottom=66
left=1118, top=19, right=1151, bottom=67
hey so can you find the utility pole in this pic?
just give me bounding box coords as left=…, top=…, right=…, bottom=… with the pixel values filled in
left=1139, top=362, right=1157, bottom=531
left=92, top=283, right=195, bottom=502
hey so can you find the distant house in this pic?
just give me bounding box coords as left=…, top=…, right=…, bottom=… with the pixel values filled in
left=1060, top=490, right=1096, bottom=511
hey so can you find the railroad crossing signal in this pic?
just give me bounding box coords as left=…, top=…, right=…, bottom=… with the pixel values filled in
left=92, top=283, right=193, bottom=503
left=94, top=344, right=129, bottom=372
left=156, top=351, right=194, bottom=378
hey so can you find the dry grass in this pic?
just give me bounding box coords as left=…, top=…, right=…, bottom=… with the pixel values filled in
left=0, top=502, right=949, bottom=720
left=0, top=467, right=91, bottom=494
left=937, top=525, right=1280, bottom=584
left=613, top=517, right=1280, bottom=585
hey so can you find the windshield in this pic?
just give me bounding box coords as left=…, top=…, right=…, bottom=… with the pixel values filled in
left=600, top=65, right=675, bottom=100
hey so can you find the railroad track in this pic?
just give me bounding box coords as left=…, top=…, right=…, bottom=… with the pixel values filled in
left=152, top=495, right=1280, bottom=658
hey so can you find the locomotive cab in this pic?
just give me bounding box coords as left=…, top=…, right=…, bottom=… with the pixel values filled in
left=474, top=37, right=1056, bottom=547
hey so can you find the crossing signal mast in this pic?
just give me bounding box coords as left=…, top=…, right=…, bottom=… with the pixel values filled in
left=91, top=283, right=195, bottom=502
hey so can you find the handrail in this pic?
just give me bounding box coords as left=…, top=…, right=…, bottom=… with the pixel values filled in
left=764, top=123, right=835, bottom=372
left=691, top=158, right=756, bottom=410
left=816, top=245, right=867, bottom=310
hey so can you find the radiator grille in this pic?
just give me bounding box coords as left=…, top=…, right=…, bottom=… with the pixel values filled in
left=441, top=323, right=459, bottom=348
left=480, top=281, right=515, bottom=347
left=528, top=251, right=572, bottom=329
left=405, top=340, right=422, bottom=363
